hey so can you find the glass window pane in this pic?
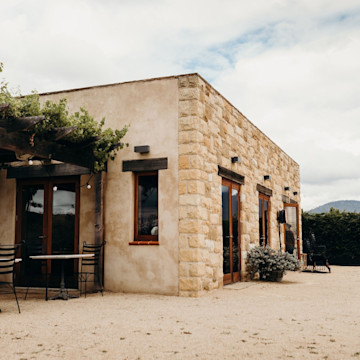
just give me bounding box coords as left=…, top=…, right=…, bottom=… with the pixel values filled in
left=52, top=183, right=76, bottom=281
left=285, top=206, right=298, bottom=254
left=264, top=200, right=268, bottom=246
left=222, top=185, right=230, bottom=275
left=138, top=174, right=158, bottom=236
left=259, top=198, right=263, bottom=246
left=232, top=188, right=239, bottom=273
left=21, top=185, right=44, bottom=246
left=52, top=183, right=76, bottom=254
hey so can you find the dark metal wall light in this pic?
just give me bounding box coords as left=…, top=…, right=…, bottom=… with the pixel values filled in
left=264, top=175, right=271, bottom=181
left=284, top=186, right=290, bottom=191
left=293, top=191, right=298, bottom=196
left=134, top=145, right=150, bottom=154
left=231, top=156, right=241, bottom=163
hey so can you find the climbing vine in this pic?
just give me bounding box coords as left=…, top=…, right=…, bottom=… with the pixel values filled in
left=0, top=64, right=128, bottom=172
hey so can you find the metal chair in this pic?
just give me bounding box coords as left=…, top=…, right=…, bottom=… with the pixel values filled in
left=78, top=242, right=105, bottom=297
left=24, top=243, right=48, bottom=300
left=303, top=233, right=331, bottom=272
left=0, top=244, right=21, bottom=313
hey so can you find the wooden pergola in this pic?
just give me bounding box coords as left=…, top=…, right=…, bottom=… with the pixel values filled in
left=0, top=104, right=106, bottom=271
left=0, top=103, right=96, bottom=171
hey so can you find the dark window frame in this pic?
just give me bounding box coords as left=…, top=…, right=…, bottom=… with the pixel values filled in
left=130, top=171, right=159, bottom=245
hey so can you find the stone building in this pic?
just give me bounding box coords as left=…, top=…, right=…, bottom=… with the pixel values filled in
left=0, top=73, right=301, bottom=297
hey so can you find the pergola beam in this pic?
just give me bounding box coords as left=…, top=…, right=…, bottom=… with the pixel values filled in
left=0, top=131, right=94, bottom=170
left=48, top=126, right=77, bottom=141
left=0, top=116, right=46, bottom=133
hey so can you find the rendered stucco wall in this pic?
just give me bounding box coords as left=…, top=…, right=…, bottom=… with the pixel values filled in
left=43, top=78, right=179, bottom=295
left=178, top=74, right=301, bottom=296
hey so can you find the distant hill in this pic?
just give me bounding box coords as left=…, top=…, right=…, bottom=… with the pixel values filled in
left=309, top=200, right=360, bottom=214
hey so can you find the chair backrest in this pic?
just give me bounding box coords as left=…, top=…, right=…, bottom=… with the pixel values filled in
left=81, top=242, right=104, bottom=267
left=26, top=243, right=45, bottom=257
left=314, top=244, right=327, bottom=257
left=0, top=245, right=18, bottom=275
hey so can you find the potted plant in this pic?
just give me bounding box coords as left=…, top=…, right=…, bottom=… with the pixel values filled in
left=246, top=246, right=301, bottom=281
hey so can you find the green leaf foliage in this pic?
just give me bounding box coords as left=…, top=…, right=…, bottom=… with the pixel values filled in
left=302, top=208, right=360, bottom=265
left=0, top=73, right=128, bottom=173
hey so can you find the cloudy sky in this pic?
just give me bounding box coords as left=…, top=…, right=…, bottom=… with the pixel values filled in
left=1, top=0, right=359, bottom=210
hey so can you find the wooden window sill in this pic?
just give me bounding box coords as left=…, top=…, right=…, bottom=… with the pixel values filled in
left=129, top=241, right=159, bottom=245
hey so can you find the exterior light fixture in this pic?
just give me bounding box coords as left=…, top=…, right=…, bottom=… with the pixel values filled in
left=284, top=186, right=290, bottom=191
left=53, top=185, right=58, bottom=192
left=28, top=159, right=33, bottom=165
left=293, top=191, right=298, bottom=196
left=134, top=145, right=150, bottom=154
left=264, top=175, right=271, bottom=181
left=231, top=156, right=241, bottom=163
left=86, top=183, right=91, bottom=189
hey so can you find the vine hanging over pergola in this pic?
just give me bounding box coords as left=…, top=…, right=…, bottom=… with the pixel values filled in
left=0, top=63, right=128, bottom=172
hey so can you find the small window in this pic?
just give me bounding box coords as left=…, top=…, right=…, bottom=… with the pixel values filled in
left=134, top=172, right=158, bottom=243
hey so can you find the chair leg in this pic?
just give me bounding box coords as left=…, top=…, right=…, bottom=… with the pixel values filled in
left=24, top=287, right=29, bottom=300
left=97, top=275, right=103, bottom=296
left=13, top=286, right=21, bottom=314
left=45, top=264, right=48, bottom=301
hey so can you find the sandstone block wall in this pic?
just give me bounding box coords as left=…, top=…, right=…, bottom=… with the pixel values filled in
left=178, top=74, right=301, bottom=297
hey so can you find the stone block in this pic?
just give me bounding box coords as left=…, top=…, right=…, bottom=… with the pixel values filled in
left=187, top=180, right=205, bottom=195
left=179, top=277, right=202, bottom=292
left=188, top=233, right=206, bottom=248
left=179, top=155, right=190, bottom=169
left=179, top=219, right=203, bottom=234
left=189, top=262, right=206, bottom=277
left=179, top=248, right=205, bottom=262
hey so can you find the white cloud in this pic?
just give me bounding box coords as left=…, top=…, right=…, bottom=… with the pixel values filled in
left=1, top=0, right=360, bottom=211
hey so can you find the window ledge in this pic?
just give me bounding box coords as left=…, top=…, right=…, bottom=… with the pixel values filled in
left=129, top=241, right=159, bottom=246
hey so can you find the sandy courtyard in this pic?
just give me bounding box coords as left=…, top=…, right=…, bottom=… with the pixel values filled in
left=1, top=266, right=359, bottom=359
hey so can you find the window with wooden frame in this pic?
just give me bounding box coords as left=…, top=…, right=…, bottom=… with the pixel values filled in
left=132, top=171, right=158, bottom=244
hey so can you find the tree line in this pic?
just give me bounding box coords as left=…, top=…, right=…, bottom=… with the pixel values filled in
left=302, top=208, right=360, bottom=265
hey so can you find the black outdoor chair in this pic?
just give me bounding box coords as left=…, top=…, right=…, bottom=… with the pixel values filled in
left=0, top=244, right=21, bottom=313
left=303, top=233, right=331, bottom=272
left=24, top=243, right=48, bottom=300
left=78, top=242, right=105, bottom=298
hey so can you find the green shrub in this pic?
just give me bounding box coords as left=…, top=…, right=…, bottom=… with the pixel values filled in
left=302, top=209, right=360, bottom=265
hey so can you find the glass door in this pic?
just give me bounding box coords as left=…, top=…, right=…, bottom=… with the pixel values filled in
left=284, top=203, right=300, bottom=259
left=259, top=193, right=270, bottom=246
left=222, top=179, right=241, bottom=285
left=16, top=177, right=79, bottom=288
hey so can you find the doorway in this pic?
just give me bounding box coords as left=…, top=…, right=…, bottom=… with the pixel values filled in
left=222, top=179, right=241, bottom=285
left=15, top=177, right=79, bottom=288
left=259, top=193, right=270, bottom=246
left=284, top=203, right=300, bottom=259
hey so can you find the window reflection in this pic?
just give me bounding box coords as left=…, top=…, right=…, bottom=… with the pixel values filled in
left=136, top=173, right=158, bottom=238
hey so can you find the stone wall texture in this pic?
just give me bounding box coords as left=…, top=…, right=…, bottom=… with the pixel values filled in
left=177, top=74, right=301, bottom=297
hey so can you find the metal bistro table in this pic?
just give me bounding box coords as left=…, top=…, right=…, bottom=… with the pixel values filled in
left=29, top=254, right=94, bottom=300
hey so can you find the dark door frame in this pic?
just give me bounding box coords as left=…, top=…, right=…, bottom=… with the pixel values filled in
left=15, top=176, right=80, bottom=274
left=222, top=178, right=241, bottom=285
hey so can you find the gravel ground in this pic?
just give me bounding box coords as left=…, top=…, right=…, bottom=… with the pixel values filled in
left=0, top=266, right=359, bottom=359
